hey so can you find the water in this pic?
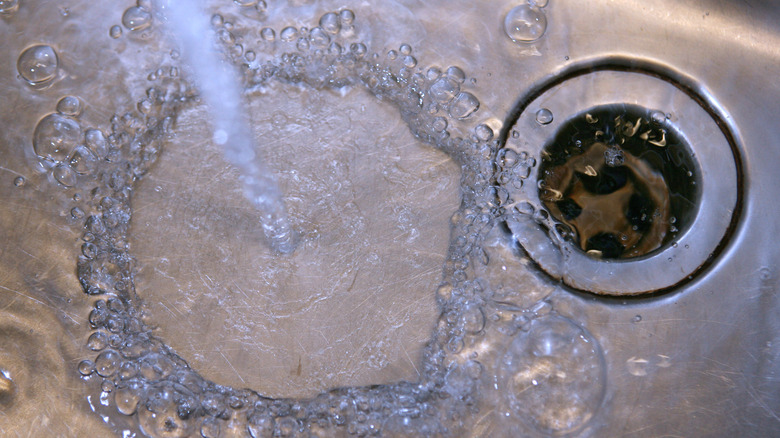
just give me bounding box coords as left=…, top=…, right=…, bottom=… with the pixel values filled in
left=537, top=104, right=699, bottom=259
left=503, top=4, right=548, bottom=44
left=156, top=0, right=297, bottom=254
left=17, top=44, right=59, bottom=86
left=0, top=1, right=608, bottom=436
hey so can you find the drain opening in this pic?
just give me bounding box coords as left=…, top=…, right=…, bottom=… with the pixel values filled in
left=500, top=67, right=740, bottom=296
left=537, top=104, right=700, bottom=259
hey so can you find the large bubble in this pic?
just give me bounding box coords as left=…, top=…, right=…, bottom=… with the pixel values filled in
left=499, top=314, right=606, bottom=435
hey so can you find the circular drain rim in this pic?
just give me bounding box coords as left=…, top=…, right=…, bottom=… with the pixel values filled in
left=500, top=62, right=743, bottom=296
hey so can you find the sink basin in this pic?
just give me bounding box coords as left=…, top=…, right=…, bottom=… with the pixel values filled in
left=1, top=0, right=779, bottom=436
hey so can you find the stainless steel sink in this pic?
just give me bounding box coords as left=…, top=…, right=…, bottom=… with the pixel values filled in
left=1, top=0, right=779, bottom=436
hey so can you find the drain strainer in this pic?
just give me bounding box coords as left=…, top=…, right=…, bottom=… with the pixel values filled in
left=500, top=67, right=741, bottom=296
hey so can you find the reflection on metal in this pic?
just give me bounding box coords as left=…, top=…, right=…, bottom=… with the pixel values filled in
left=502, top=67, right=740, bottom=295
left=537, top=104, right=699, bottom=260
left=1, top=0, right=779, bottom=437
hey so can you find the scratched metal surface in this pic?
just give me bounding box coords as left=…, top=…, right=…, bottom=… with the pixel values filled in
left=1, top=0, right=780, bottom=436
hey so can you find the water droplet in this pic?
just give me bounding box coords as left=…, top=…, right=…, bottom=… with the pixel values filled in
left=650, top=110, right=666, bottom=124
left=446, top=66, right=466, bottom=83
left=114, top=381, right=143, bottom=415
left=429, top=77, right=460, bottom=104
left=632, top=314, right=642, bottom=323
left=201, top=418, right=220, bottom=438
left=33, top=113, right=82, bottom=162
left=260, top=27, right=276, bottom=41
left=137, top=385, right=194, bottom=436
left=432, top=117, right=447, bottom=133
left=13, top=176, right=25, bottom=187
left=17, top=45, right=59, bottom=86
left=109, top=25, right=123, bottom=39
left=101, top=379, right=115, bottom=393
left=475, top=124, right=494, bottom=142
left=319, top=12, right=341, bottom=34
left=280, top=26, right=298, bottom=42
left=53, top=162, right=77, bottom=187
left=234, top=0, right=258, bottom=6
left=309, top=27, right=330, bottom=47
left=449, top=92, right=480, bottom=119
left=350, top=42, right=367, bottom=57
left=88, top=331, right=109, bottom=351
left=71, top=207, right=85, bottom=219
left=403, top=55, right=417, bottom=68
left=69, top=145, right=98, bottom=175
left=78, top=359, right=95, bottom=376
left=95, top=350, right=120, bottom=377
left=535, top=108, right=553, bottom=125
left=0, top=0, right=19, bottom=15
left=504, top=5, right=548, bottom=43
left=84, top=129, right=108, bottom=159
left=426, top=67, right=442, bottom=81
left=399, top=43, right=412, bottom=55
left=56, top=95, right=83, bottom=117
left=500, top=315, right=605, bottom=435
left=218, top=28, right=235, bottom=45
left=339, top=9, right=355, bottom=25
left=296, top=36, right=310, bottom=52
left=461, top=305, right=486, bottom=334
left=210, top=14, right=223, bottom=27
left=122, top=6, right=152, bottom=31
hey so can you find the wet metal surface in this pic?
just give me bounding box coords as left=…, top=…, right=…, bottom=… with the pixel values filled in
left=1, top=0, right=780, bottom=436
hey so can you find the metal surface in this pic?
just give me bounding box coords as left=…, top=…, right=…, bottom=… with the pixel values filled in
left=1, top=0, right=779, bottom=436
left=503, top=68, right=739, bottom=295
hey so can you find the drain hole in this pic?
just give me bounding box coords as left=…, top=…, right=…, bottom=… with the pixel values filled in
left=537, top=104, right=699, bottom=259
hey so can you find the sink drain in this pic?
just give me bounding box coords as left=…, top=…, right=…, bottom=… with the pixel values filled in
left=500, top=66, right=741, bottom=296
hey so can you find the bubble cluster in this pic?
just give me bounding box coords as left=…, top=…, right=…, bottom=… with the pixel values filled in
left=9, top=4, right=608, bottom=437
left=17, top=44, right=59, bottom=86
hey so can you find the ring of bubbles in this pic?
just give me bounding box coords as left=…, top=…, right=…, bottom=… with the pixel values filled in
left=14, top=1, right=607, bottom=437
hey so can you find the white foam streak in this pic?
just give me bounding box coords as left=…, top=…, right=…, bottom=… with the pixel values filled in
left=156, top=0, right=296, bottom=254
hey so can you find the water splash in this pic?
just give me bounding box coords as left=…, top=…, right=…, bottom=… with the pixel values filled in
left=155, top=0, right=296, bottom=254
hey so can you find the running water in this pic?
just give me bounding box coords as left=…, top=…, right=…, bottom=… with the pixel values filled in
left=155, top=0, right=296, bottom=254
left=0, top=1, right=611, bottom=436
